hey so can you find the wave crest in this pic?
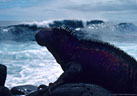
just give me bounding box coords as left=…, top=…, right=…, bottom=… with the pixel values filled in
left=0, top=19, right=137, bottom=42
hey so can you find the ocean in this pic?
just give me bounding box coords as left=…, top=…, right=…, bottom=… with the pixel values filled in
left=0, top=19, right=137, bottom=88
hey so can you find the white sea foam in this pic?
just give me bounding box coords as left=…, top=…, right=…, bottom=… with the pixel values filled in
left=22, top=20, right=54, bottom=27
left=111, top=42, right=137, bottom=60
left=0, top=41, right=63, bottom=88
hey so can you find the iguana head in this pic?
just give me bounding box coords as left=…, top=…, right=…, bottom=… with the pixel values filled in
left=35, top=28, right=54, bottom=46
left=35, top=27, right=77, bottom=46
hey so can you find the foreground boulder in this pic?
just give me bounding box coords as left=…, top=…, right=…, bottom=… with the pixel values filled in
left=0, top=64, right=7, bottom=86
left=27, top=83, right=110, bottom=96
left=0, top=64, right=12, bottom=96
left=0, top=86, right=12, bottom=96
left=10, top=85, right=38, bottom=95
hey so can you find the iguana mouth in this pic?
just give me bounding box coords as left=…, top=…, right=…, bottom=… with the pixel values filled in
left=35, top=32, right=45, bottom=46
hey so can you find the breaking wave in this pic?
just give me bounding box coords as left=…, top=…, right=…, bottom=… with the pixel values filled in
left=0, top=19, right=137, bottom=43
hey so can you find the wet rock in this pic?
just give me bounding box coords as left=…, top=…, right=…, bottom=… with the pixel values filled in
left=115, top=23, right=137, bottom=32
left=10, top=85, right=37, bottom=95
left=27, top=83, right=110, bottom=96
left=51, top=83, right=110, bottom=96
left=86, top=20, right=104, bottom=26
left=49, top=20, right=84, bottom=28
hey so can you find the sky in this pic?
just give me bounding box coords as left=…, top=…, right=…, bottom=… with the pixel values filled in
left=0, top=0, right=137, bottom=23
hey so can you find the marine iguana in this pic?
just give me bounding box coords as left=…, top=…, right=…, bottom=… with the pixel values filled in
left=35, top=27, right=137, bottom=94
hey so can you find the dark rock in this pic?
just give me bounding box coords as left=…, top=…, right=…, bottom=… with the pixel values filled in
left=9, top=24, right=41, bottom=32
left=26, top=91, right=40, bottom=96
left=51, top=83, right=110, bottom=96
left=0, top=86, right=12, bottom=96
left=10, top=85, right=37, bottom=95
left=38, top=84, right=48, bottom=90
left=27, top=83, right=110, bottom=96
left=86, top=20, right=104, bottom=26
left=49, top=20, right=84, bottom=28
left=115, top=23, right=137, bottom=32
left=0, top=64, right=7, bottom=86
left=0, top=64, right=11, bottom=96
left=0, top=24, right=41, bottom=42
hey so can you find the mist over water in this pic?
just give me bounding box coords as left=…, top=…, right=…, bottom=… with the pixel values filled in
left=0, top=19, right=137, bottom=88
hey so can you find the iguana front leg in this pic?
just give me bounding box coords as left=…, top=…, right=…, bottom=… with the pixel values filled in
left=38, top=62, right=83, bottom=95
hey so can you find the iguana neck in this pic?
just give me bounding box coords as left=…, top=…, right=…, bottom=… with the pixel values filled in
left=46, top=39, right=79, bottom=65
left=46, top=43, right=67, bottom=65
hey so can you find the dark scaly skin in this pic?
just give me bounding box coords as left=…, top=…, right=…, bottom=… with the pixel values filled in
left=35, top=27, right=137, bottom=94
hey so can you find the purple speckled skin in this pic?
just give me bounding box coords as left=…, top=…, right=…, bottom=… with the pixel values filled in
left=35, top=27, right=137, bottom=93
